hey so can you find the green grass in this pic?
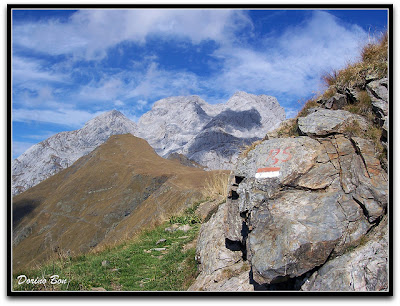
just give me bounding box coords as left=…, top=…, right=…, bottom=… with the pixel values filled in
left=169, top=200, right=204, bottom=225
left=12, top=221, right=201, bottom=291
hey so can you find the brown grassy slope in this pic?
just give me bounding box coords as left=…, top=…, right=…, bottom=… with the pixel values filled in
left=12, top=134, right=224, bottom=272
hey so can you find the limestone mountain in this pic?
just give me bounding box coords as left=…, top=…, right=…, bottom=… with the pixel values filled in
left=13, top=91, right=285, bottom=196
left=12, top=134, right=220, bottom=272
left=137, top=91, right=285, bottom=170
left=12, top=110, right=138, bottom=195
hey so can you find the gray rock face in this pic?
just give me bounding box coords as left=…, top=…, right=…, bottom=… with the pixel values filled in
left=220, top=131, right=388, bottom=289
left=188, top=204, right=254, bottom=291
left=189, top=202, right=253, bottom=291
left=194, top=203, right=243, bottom=275
left=12, top=110, right=138, bottom=195
left=302, top=217, right=388, bottom=291
left=298, top=109, right=368, bottom=136
left=137, top=92, right=285, bottom=170
left=366, top=78, right=388, bottom=103
left=322, top=93, right=347, bottom=110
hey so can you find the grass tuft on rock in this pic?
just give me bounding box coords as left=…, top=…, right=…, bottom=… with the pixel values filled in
left=321, top=32, right=387, bottom=91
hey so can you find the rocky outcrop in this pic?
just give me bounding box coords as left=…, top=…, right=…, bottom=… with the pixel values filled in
left=191, top=104, right=388, bottom=291
left=137, top=92, right=285, bottom=170
left=301, top=217, right=388, bottom=291
left=188, top=203, right=253, bottom=291
left=12, top=110, right=138, bottom=195
left=297, top=109, right=368, bottom=136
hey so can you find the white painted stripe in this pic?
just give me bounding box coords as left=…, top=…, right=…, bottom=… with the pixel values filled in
left=255, top=171, right=280, bottom=178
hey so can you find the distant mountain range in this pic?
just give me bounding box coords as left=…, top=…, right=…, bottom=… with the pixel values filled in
left=12, top=91, right=285, bottom=195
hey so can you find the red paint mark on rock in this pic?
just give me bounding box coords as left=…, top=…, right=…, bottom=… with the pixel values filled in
left=255, top=167, right=281, bottom=178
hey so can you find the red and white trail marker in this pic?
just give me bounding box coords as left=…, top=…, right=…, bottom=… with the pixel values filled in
left=255, top=167, right=281, bottom=178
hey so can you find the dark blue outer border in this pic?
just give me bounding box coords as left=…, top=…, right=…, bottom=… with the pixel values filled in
left=6, top=3, right=394, bottom=297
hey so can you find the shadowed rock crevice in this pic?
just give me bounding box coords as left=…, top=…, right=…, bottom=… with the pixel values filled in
left=249, top=264, right=322, bottom=291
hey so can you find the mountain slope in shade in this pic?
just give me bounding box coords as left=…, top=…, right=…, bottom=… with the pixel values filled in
left=12, top=134, right=220, bottom=272
left=12, top=110, right=138, bottom=195
left=137, top=91, right=285, bottom=169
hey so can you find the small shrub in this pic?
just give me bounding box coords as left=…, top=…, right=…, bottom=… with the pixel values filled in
left=343, top=90, right=374, bottom=121
left=365, top=125, right=384, bottom=153
left=275, top=119, right=299, bottom=138
left=169, top=214, right=202, bottom=225
left=169, top=201, right=203, bottom=225
left=322, top=70, right=339, bottom=87
left=321, top=86, right=337, bottom=100
left=342, top=120, right=364, bottom=138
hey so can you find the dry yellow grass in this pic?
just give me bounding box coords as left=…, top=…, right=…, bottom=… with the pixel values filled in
left=203, top=170, right=230, bottom=199
left=322, top=32, right=388, bottom=90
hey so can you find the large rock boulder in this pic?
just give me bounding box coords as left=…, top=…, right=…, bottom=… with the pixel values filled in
left=321, top=93, right=347, bottom=110
left=297, top=109, right=368, bottom=136
left=366, top=78, right=388, bottom=103
left=301, top=217, right=388, bottom=291
left=223, top=130, right=387, bottom=288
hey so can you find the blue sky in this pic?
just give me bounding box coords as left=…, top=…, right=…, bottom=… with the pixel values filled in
left=11, top=8, right=388, bottom=159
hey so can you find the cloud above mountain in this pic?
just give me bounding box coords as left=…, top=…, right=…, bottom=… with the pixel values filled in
left=13, top=9, right=251, bottom=60
left=11, top=8, right=387, bottom=158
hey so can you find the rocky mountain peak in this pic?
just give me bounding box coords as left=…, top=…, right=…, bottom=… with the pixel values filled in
left=82, top=109, right=137, bottom=132
left=226, top=91, right=281, bottom=112
left=137, top=92, right=285, bottom=169
left=12, top=110, right=138, bottom=195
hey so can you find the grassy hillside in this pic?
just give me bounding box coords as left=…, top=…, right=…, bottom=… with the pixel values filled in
left=13, top=133, right=228, bottom=273
left=13, top=208, right=203, bottom=291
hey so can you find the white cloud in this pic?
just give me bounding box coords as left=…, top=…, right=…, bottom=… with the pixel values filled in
left=79, top=77, right=125, bottom=101
left=11, top=10, right=376, bottom=125
left=284, top=107, right=301, bottom=119
left=209, top=11, right=368, bottom=99
left=114, top=99, right=125, bottom=107
left=13, top=9, right=251, bottom=60
left=12, top=56, right=67, bottom=85
left=12, top=108, right=104, bottom=128
left=136, top=99, right=147, bottom=110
